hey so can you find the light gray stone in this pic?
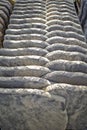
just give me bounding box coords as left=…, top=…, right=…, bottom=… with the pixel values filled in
left=4, top=34, right=47, bottom=41
left=10, top=18, right=46, bottom=24
left=0, top=55, right=49, bottom=66
left=0, top=77, right=50, bottom=88
left=44, top=71, right=87, bottom=85
left=3, top=40, right=49, bottom=49
left=0, top=88, right=68, bottom=130
left=0, top=47, right=48, bottom=56
left=46, top=59, right=87, bottom=73
left=6, top=28, right=47, bottom=35
left=8, top=23, right=46, bottom=29
left=46, top=43, right=87, bottom=54
left=46, top=83, right=87, bottom=130
left=46, top=50, right=87, bottom=63
left=0, top=65, right=51, bottom=77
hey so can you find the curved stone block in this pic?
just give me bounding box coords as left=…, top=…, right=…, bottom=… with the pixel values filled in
left=0, top=65, right=51, bottom=77
left=0, top=55, right=49, bottom=66
left=44, top=71, right=87, bottom=85
left=46, top=59, right=87, bottom=73
left=46, top=50, right=87, bottom=63
left=0, top=47, right=48, bottom=56
left=46, top=43, right=87, bottom=54
left=3, top=40, right=49, bottom=48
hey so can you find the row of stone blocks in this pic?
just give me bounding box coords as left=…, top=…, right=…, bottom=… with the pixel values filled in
left=0, top=0, right=12, bottom=47
left=0, top=0, right=87, bottom=130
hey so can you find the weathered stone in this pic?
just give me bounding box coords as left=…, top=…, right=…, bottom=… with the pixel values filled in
left=0, top=55, right=49, bottom=66
left=79, top=0, right=87, bottom=41
left=10, top=18, right=46, bottom=24
left=0, top=65, right=51, bottom=77
left=0, top=0, right=12, bottom=47
left=0, top=88, right=67, bottom=130
left=46, top=83, right=87, bottom=130
left=4, top=34, right=47, bottom=41
left=44, top=71, right=87, bottom=85
left=46, top=50, right=87, bottom=63
left=0, top=47, right=48, bottom=56
left=46, top=43, right=87, bottom=54
left=46, top=59, right=87, bottom=73
left=0, top=77, right=50, bottom=89
left=3, top=40, right=49, bottom=49
left=6, top=28, right=47, bottom=35
left=10, top=14, right=46, bottom=19
left=8, top=23, right=46, bottom=29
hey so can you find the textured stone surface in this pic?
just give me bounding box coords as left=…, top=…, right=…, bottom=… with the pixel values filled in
left=0, top=65, right=51, bottom=77
left=0, top=55, right=49, bottom=66
left=0, top=0, right=12, bottom=47
left=0, top=89, right=68, bottom=130
left=46, top=83, right=87, bottom=130
left=0, top=0, right=87, bottom=129
left=44, top=71, right=87, bottom=85
left=0, top=77, right=50, bottom=89
left=79, top=0, right=87, bottom=41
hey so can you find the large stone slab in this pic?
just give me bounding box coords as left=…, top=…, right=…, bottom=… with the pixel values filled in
left=46, top=83, right=87, bottom=130
left=0, top=89, right=68, bottom=130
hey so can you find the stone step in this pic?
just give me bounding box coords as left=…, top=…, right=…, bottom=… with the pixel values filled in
left=46, top=1, right=74, bottom=7
left=0, top=6, right=10, bottom=16
left=0, top=0, right=12, bottom=48
left=6, top=28, right=47, bottom=35
left=4, top=34, right=47, bottom=41
left=46, top=50, right=87, bottom=63
left=16, top=0, right=45, bottom=4
left=10, top=18, right=46, bottom=24
left=46, top=11, right=76, bottom=18
left=46, top=4, right=75, bottom=11
left=10, top=14, right=46, bottom=19
left=3, top=40, right=49, bottom=49
left=46, top=43, right=87, bottom=54
left=0, top=47, right=48, bottom=56
left=8, top=23, right=46, bottom=29
left=46, top=15, right=79, bottom=24
left=47, top=7, right=75, bottom=14
left=0, top=10, right=9, bottom=23
left=47, top=31, right=85, bottom=41
left=0, top=65, right=50, bottom=77
left=44, top=71, right=87, bottom=86
left=14, top=4, right=45, bottom=9
left=46, top=37, right=87, bottom=48
left=0, top=76, right=50, bottom=89
left=46, top=24, right=82, bottom=34
left=14, top=6, right=45, bottom=11
left=47, top=12, right=78, bottom=19
left=46, top=59, right=87, bottom=73
left=0, top=1, right=12, bottom=13
left=12, top=10, right=46, bottom=15
left=46, top=25, right=83, bottom=35
left=0, top=55, right=49, bottom=66
left=47, top=20, right=81, bottom=28
left=46, top=25, right=63, bottom=32
left=16, top=1, right=45, bottom=4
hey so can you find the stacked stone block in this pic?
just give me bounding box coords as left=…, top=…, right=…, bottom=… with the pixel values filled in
left=0, top=0, right=87, bottom=130
left=0, top=0, right=51, bottom=89
left=45, top=0, right=87, bottom=86
left=0, top=0, right=12, bottom=47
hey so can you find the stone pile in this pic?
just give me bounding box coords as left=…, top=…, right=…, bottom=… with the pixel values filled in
left=0, top=0, right=87, bottom=130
